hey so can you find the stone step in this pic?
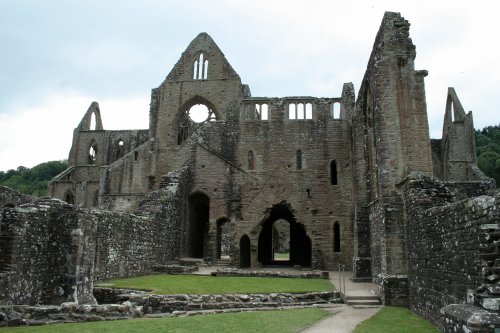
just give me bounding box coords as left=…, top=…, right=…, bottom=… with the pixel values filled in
left=347, top=299, right=381, bottom=306
left=345, top=294, right=379, bottom=301
left=212, top=259, right=231, bottom=267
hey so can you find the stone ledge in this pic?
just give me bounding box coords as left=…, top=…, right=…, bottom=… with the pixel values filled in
left=440, top=304, right=500, bottom=333
left=212, top=268, right=329, bottom=279
left=0, top=290, right=341, bottom=327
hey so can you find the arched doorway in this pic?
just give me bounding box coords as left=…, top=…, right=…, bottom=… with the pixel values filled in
left=216, top=218, right=231, bottom=259
left=257, top=203, right=312, bottom=267
left=187, top=192, right=210, bottom=258
left=239, top=235, right=251, bottom=268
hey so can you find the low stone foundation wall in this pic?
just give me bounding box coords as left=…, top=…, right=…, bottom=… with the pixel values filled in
left=377, top=274, right=408, bottom=307
left=212, top=268, right=329, bottom=279
left=1, top=289, right=341, bottom=327
left=441, top=304, right=500, bottom=333
left=152, top=264, right=199, bottom=274
left=0, top=301, right=143, bottom=327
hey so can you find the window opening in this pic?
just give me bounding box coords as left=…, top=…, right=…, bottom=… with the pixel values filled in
left=203, top=59, right=208, bottom=79
left=88, top=141, right=98, bottom=165
left=288, top=104, right=296, bottom=120
left=193, top=53, right=208, bottom=80
left=116, top=139, right=125, bottom=160
left=333, top=222, right=341, bottom=252
left=178, top=103, right=216, bottom=145
left=188, top=104, right=215, bottom=123
left=296, top=150, right=302, bottom=170
left=305, top=103, right=313, bottom=119
left=332, top=102, right=341, bottom=119
left=330, top=160, right=338, bottom=185
left=254, top=103, right=269, bottom=120
left=134, top=151, right=139, bottom=161
left=289, top=102, right=313, bottom=120
left=248, top=150, right=255, bottom=170
left=297, top=103, right=305, bottom=119
left=90, top=112, right=97, bottom=130
left=64, top=191, right=75, bottom=205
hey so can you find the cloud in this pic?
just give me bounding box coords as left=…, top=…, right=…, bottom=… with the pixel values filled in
left=0, top=91, right=149, bottom=171
left=0, top=0, right=498, bottom=171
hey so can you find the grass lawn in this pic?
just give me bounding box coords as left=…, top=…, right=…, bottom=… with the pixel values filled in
left=0, top=308, right=330, bottom=333
left=96, top=274, right=335, bottom=294
left=354, top=307, right=440, bottom=333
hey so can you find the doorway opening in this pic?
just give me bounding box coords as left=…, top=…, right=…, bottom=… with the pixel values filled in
left=239, top=234, right=251, bottom=268
left=187, top=192, right=210, bottom=258
left=216, top=218, right=231, bottom=260
left=257, top=202, right=311, bottom=267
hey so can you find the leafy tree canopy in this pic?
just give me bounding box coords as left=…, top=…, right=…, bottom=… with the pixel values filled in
left=0, top=160, right=68, bottom=197
left=476, top=124, right=500, bottom=185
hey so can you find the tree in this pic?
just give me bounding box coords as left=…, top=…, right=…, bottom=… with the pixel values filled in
left=0, top=160, right=68, bottom=197
left=476, top=124, right=500, bottom=185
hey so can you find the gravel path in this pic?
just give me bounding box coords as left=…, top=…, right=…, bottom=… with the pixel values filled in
left=300, top=304, right=381, bottom=333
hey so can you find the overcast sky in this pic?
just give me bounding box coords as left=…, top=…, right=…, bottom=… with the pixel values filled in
left=0, top=0, right=498, bottom=171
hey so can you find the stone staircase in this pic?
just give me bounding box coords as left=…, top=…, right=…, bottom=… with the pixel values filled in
left=332, top=271, right=381, bottom=307
left=212, top=258, right=231, bottom=267
left=343, top=292, right=380, bottom=306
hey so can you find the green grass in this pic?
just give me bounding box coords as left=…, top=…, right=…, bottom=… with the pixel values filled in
left=354, top=307, right=440, bottom=333
left=1, top=308, right=330, bottom=333
left=97, top=274, right=334, bottom=294
left=274, top=252, right=290, bottom=260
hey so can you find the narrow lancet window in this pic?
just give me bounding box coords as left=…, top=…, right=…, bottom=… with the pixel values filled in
left=193, top=53, right=208, bottom=80
left=333, top=222, right=341, bottom=252
left=305, top=103, right=313, bottom=119
left=296, top=150, right=302, bottom=170
left=88, top=141, right=98, bottom=165
left=330, top=160, right=338, bottom=185
left=248, top=150, right=255, bottom=170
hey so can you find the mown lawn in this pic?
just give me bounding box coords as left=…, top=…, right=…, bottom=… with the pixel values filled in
left=96, top=274, right=335, bottom=294
left=1, top=308, right=330, bottom=333
left=354, top=306, right=440, bottom=333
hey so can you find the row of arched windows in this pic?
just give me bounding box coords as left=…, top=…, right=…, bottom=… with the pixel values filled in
left=86, top=139, right=139, bottom=165
left=243, top=101, right=343, bottom=121
left=288, top=103, right=313, bottom=120
left=193, top=53, right=208, bottom=80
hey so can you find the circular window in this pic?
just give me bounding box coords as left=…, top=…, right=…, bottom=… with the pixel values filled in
left=188, top=104, right=215, bottom=123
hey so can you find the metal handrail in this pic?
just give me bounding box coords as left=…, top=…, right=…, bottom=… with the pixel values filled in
left=338, top=264, right=346, bottom=295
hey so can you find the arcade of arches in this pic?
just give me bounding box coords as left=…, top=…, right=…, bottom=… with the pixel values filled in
left=186, top=196, right=311, bottom=267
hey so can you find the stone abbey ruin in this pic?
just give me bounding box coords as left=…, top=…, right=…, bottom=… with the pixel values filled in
left=1, top=11, right=499, bottom=331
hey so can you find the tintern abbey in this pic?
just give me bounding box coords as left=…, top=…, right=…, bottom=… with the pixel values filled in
left=1, top=12, right=498, bottom=332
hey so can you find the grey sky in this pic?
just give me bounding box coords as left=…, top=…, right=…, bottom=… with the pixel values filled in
left=0, top=0, right=498, bottom=171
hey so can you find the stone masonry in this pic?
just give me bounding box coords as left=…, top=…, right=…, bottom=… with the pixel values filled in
left=1, top=11, right=498, bottom=331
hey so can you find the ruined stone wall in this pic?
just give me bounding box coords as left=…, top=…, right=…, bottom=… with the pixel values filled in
left=235, top=97, right=355, bottom=270
left=1, top=178, right=191, bottom=305
left=151, top=33, right=245, bottom=181
left=50, top=128, right=150, bottom=210
left=102, top=141, right=153, bottom=212
left=352, top=12, right=433, bottom=286
left=0, top=186, right=34, bottom=208
left=403, top=173, right=498, bottom=329
left=95, top=166, right=192, bottom=281
left=0, top=198, right=88, bottom=305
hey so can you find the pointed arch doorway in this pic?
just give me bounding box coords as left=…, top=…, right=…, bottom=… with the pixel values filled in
left=187, top=192, right=210, bottom=258
left=257, top=203, right=312, bottom=267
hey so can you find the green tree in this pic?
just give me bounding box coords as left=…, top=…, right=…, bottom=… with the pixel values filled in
left=476, top=124, right=500, bottom=185
left=0, top=160, right=68, bottom=197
